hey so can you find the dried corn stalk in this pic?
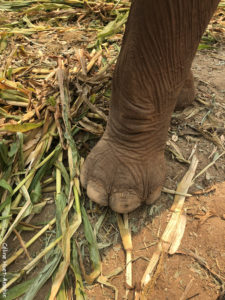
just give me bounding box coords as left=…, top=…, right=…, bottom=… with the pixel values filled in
left=137, top=155, right=199, bottom=299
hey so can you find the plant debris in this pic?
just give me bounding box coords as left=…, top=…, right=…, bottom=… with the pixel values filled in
left=0, top=1, right=225, bottom=299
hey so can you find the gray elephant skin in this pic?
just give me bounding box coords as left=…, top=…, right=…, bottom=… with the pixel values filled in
left=81, top=0, right=220, bottom=213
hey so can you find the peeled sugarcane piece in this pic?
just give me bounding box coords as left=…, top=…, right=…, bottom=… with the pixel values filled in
left=117, top=213, right=133, bottom=297
left=140, top=156, right=198, bottom=297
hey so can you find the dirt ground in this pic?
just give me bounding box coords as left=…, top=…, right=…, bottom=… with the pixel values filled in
left=85, top=47, right=225, bottom=299
left=86, top=181, right=225, bottom=300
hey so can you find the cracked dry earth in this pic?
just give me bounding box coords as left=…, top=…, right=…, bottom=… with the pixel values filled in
left=85, top=47, right=225, bottom=300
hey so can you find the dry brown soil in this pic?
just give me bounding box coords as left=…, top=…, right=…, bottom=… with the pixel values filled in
left=86, top=181, right=225, bottom=300
left=85, top=47, right=225, bottom=300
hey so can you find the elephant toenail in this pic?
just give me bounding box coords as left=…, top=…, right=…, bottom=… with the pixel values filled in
left=109, top=190, right=141, bottom=213
left=80, top=163, right=88, bottom=188
left=87, top=181, right=108, bottom=206
left=146, top=186, right=162, bottom=205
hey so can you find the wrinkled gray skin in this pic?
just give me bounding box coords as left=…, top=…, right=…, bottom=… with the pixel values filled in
left=81, top=0, right=220, bottom=213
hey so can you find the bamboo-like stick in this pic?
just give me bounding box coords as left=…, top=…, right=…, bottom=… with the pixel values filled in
left=162, top=187, right=192, bottom=197
left=0, top=218, right=56, bottom=272
left=139, top=155, right=199, bottom=298
left=117, top=213, right=132, bottom=298
left=124, top=214, right=132, bottom=291
left=0, top=236, right=62, bottom=294
left=0, top=185, right=32, bottom=246
left=87, top=50, right=102, bottom=73
left=12, top=145, right=60, bottom=196
left=4, top=101, right=28, bottom=107
left=193, top=150, right=225, bottom=181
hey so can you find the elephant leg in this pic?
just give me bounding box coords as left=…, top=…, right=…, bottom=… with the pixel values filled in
left=81, top=0, right=219, bottom=213
left=176, top=70, right=195, bottom=110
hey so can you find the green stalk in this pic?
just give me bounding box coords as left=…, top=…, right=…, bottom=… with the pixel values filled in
left=12, top=144, right=61, bottom=196
left=0, top=218, right=56, bottom=272
left=0, top=236, right=62, bottom=295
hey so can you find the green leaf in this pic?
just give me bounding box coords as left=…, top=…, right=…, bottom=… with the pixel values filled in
left=54, top=161, right=70, bottom=196
left=23, top=250, right=62, bottom=300
left=8, top=140, right=19, bottom=158
left=0, top=108, right=21, bottom=121
left=93, top=209, right=107, bottom=237
left=213, top=152, right=220, bottom=161
left=70, top=242, right=86, bottom=300
left=10, top=201, right=48, bottom=219
left=198, top=43, right=214, bottom=50
left=0, top=279, right=35, bottom=300
left=0, top=89, right=28, bottom=102
left=81, top=206, right=101, bottom=271
left=0, top=197, right=11, bottom=241
left=0, top=179, right=13, bottom=194
left=0, top=141, right=11, bottom=169
left=0, top=121, right=44, bottom=133
left=56, top=280, right=67, bottom=300
left=0, top=195, right=11, bottom=213
left=0, top=1, right=34, bottom=11
left=30, top=181, right=41, bottom=204
left=29, top=145, right=61, bottom=193
left=55, top=192, right=67, bottom=238
left=97, top=11, right=128, bottom=43
left=0, top=214, right=12, bottom=221
left=17, top=132, right=24, bottom=171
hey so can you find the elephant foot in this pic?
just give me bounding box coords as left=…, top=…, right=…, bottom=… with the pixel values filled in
left=176, top=70, right=195, bottom=110
left=80, top=133, right=166, bottom=213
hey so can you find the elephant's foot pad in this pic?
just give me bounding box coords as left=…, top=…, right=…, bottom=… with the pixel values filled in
left=80, top=135, right=166, bottom=213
